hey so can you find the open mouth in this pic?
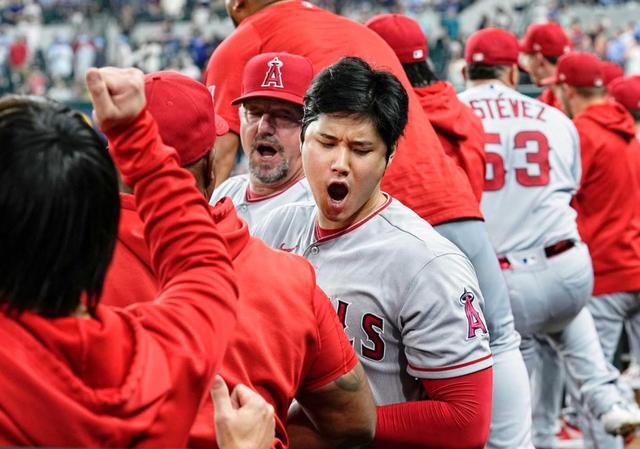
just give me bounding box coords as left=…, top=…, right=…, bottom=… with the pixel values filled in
left=327, top=182, right=349, bottom=202
left=256, top=143, right=278, bottom=158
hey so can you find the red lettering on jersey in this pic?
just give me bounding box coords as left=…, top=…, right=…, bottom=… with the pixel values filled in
left=261, top=56, right=284, bottom=89
left=469, top=100, right=486, bottom=119
left=495, top=98, right=508, bottom=118
left=336, top=300, right=355, bottom=346
left=509, top=99, right=520, bottom=117
left=460, top=290, right=487, bottom=339
left=535, top=105, right=547, bottom=122
left=361, top=313, right=385, bottom=361
left=482, top=99, right=495, bottom=119
left=522, top=101, right=533, bottom=119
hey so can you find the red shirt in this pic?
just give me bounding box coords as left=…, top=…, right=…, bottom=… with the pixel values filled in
left=0, top=111, right=239, bottom=447
left=204, top=0, right=481, bottom=225
left=572, top=102, right=640, bottom=295
left=101, top=197, right=357, bottom=448
left=414, top=81, right=486, bottom=203
left=538, top=87, right=563, bottom=111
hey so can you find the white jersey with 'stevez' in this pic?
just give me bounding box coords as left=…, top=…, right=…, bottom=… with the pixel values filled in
left=458, top=83, right=581, bottom=255
left=253, top=195, right=492, bottom=405
left=210, top=175, right=313, bottom=231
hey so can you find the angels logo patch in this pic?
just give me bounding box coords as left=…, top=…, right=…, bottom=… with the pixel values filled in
left=459, top=289, right=487, bottom=339
left=262, top=56, right=284, bottom=89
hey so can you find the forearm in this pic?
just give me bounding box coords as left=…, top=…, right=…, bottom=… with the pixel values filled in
left=213, top=132, right=240, bottom=187
left=373, top=368, right=493, bottom=449
left=287, top=406, right=369, bottom=449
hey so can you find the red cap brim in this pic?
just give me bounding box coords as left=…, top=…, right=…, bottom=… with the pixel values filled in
left=231, top=90, right=305, bottom=107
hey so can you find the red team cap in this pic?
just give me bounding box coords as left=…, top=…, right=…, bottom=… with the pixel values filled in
left=608, top=76, right=640, bottom=112
left=365, top=14, right=427, bottom=63
left=520, top=22, right=571, bottom=57
left=541, top=52, right=604, bottom=87
left=144, top=71, right=229, bottom=166
left=232, top=52, right=314, bottom=106
left=464, top=28, right=520, bottom=65
left=600, top=61, right=624, bottom=87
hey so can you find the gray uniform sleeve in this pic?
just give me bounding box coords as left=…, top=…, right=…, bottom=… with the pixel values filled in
left=399, top=253, right=493, bottom=379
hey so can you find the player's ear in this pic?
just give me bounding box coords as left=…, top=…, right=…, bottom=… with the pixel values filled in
left=229, top=0, right=246, bottom=13
left=509, top=64, right=520, bottom=87
left=385, top=146, right=396, bottom=168
left=461, top=65, right=468, bottom=82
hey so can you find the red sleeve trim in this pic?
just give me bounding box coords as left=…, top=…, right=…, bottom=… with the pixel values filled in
left=409, top=353, right=492, bottom=372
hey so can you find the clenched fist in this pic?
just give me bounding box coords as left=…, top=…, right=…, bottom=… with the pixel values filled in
left=85, top=67, right=146, bottom=132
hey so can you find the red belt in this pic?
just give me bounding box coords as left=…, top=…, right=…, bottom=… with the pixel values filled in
left=498, top=239, right=575, bottom=270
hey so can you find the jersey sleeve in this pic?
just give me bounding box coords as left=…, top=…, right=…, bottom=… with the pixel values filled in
left=301, top=284, right=359, bottom=391
left=399, top=254, right=492, bottom=379
left=204, top=24, right=262, bottom=135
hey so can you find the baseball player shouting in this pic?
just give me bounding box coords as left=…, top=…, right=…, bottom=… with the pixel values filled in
left=205, top=10, right=526, bottom=447
left=255, top=57, right=493, bottom=449
left=210, top=53, right=314, bottom=229
left=459, top=29, right=640, bottom=449
left=547, top=53, right=640, bottom=448
left=520, top=22, right=571, bottom=110
left=365, top=13, right=534, bottom=449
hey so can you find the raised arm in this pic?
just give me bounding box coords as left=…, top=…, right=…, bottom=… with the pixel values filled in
left=87, top=66, right=239, bottom=374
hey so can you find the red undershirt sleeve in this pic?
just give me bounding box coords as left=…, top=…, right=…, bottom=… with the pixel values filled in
left=373, top=367, right=493, bottom=449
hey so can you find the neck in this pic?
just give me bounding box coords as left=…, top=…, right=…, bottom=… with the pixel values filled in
left=468, top=78, right=507, bottom=88
left=318, top=189, right=386, bottom=230
left=249, top=166, right=304, bottom=196
left=572, top=95, right=606, bottom=116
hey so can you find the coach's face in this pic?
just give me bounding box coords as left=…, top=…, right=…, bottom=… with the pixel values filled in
left=240, top=97, right=304, bottom=191
left=302, top=113, right=389, bottom=230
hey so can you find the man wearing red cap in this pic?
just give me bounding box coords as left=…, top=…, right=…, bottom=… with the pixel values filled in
left=210, top=52, right=314, bottom=230
left=601, top=61, right=624, bottom=88
left=460, top=30, right=640, bottom=449
left=101, top=70, right=376, bottom=449
left=547, top=53, right=640, bottom=448
left=366, top=13, right=533, bottom=449
left=520, top=22, right=571, bottom=110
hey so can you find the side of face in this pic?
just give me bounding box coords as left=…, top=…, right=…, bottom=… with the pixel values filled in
left=557, top=84, right=575, bottom=118
left=521, top=52, right=553, bottom=86
left=185, top=150, right=214, bottom=200
left=302, top=113, right=389, bottom=229
left=239, top=97, right=303, bottom=189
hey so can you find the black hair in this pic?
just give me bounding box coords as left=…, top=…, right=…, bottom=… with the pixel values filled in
left=544, top=55, right=559, bottom=65
left=0, top=95, right=119, bottom=318
left=402, top=61, right=439, bottom=88
left=466, top=63, right=510, bottom=81
left=302, top=57, right=409, bottom=161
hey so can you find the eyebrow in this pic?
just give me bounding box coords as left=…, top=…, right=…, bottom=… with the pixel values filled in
left=317, top=132, right=374, bottom=148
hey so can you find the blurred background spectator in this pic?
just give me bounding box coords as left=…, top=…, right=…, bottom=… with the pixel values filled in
left=0, top=0, right=638, bottom=100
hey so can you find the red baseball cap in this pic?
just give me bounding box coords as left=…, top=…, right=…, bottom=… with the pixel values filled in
left=144, top=71, right=228, bottom=166
left=520, top=22, right=571, bottom=57
left=232, top=52, right=314, bottom=106
left=365, top=14, right=427, bottom=63
left=601, top=61, right=624, bottom=87
left=465, top=28, right=520, bottom=66
left=608, top=76, right=640, bottom=112
left=541, top=52, right=604, bottom=87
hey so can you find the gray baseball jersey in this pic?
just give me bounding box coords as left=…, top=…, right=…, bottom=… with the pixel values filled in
left=458, top=83, right=581, bottom=254
left=210, top=175, right=313, bottom=230
left=254, top=195, right=492, bottom=405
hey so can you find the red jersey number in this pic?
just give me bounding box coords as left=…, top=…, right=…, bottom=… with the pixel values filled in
left=484, top=131, right=551, bottom=191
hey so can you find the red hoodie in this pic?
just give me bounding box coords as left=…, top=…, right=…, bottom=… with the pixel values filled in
left=572, top=101, right=640, bottom=295
left=0, top=111, right=238, bottom=447
left=101, top=197, right=357, bottom=448
left=414, top=81, right=486, bottom=203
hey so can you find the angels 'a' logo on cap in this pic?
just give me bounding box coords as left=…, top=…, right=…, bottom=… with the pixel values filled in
left=262, top=56, right=284, bottom=89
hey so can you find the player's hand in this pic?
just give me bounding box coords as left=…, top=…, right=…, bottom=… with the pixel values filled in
left=212, top=375, right=275, bottom=449
left=85, top=67, right=145, bottom=132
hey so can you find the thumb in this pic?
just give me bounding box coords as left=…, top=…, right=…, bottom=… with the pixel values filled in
left=85, top=68, right=113, bottom=124
left=211, top=375, right=233, bottom=417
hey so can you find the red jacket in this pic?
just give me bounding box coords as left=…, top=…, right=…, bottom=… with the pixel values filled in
left=102, top=197, right=357, bottom=448
left=414, top=81, right=486, bottom=202
left=0, top=111, right=239, bottom=447
left=573, top=102, right=640, bottom=295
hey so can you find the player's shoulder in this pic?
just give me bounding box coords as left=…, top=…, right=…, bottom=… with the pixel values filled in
left=379, top=198, right=466, bottom=261
left=252, top=201, right=316, bottom=244
left=211, top=175, right=249, bottom=203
